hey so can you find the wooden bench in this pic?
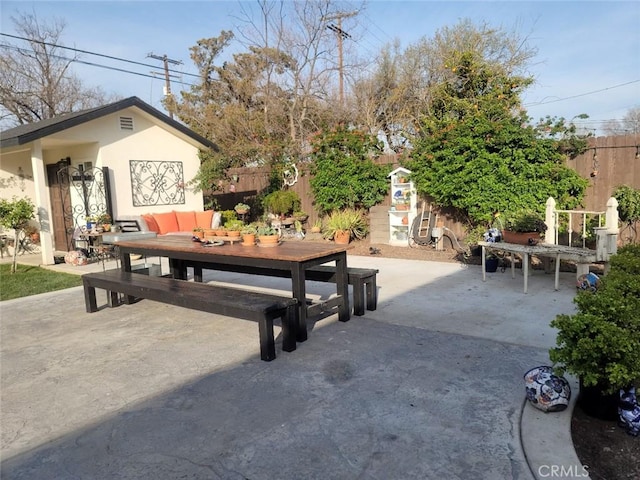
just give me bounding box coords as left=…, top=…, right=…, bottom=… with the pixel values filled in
left=82, top=270, right=299, bottom=361
left=187, top=263, right=378, bottom=316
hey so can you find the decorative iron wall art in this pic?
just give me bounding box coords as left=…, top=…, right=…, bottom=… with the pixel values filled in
left=130, top=160, right=185, bottom=206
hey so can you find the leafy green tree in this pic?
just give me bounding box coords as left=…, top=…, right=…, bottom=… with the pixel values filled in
left=309, top=126, right=389, bottom=214
left=0, top=196, right=35, bottom=273
left=406, top=47, right=588, bottom=227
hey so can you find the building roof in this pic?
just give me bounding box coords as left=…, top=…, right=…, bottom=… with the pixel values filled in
left=0, top=96, right=217, bottom=150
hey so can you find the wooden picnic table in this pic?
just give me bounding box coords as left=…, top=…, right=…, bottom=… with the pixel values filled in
left=114, top=236, right=352, bottom=342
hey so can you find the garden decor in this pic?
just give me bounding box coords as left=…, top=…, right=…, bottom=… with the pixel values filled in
left=524, top=365, right=571, bottom=413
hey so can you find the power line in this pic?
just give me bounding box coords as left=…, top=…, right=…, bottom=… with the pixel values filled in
left=1, top=43, right=198, bottom=87
left=0, top=32, right=200, bottom=79
left=523, top=80, right=640, bottom=107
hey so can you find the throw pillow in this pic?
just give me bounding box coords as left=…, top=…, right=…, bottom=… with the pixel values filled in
left=142, top=214, right=160, bottom=233
left=195, top=210, right=214, bottom=230
left=153, top=212, right=179, bottom=234
left=175, top=211, right=197, bottom=232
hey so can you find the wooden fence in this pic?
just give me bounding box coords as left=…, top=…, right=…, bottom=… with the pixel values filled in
left=211, top=136, right=640, bottom=242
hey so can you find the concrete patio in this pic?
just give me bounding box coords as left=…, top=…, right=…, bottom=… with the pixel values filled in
left=1, top=252, right=585, bottom=479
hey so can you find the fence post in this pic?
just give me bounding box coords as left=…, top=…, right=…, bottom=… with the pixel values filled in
left=545, top=197, right=556, bottom=245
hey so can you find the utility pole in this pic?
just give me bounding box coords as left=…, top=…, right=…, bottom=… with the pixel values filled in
left=147, top=53, right=182, bottom=119
left=324, top=11, right=357, bottom=106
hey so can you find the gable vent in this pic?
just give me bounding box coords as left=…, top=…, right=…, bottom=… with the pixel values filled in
left=119, top=116, right=134, bottom=130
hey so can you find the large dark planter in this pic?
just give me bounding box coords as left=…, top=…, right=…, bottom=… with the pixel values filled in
left=578, top=381, right=619, bottom=420
left=502, top=230, right=541, bottom=246
left=485, top=257, right=499, bottom=272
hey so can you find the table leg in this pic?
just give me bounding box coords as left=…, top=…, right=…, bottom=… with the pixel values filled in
left=523, top=253, right=529, bottom=294
left=510, top=253, right=515, bottom=278
left=481, top=246, right=486, bottom=282
left=555, top=254, right=560, bottom=290
left=291, top=264, right=307, bottom=342
left=336, top=253, right=350, bottom=322
left=119, top=249, right=135, bottom=304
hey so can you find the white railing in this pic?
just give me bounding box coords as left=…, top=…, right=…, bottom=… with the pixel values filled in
left=551, top=209, right=605, bottom=248
left=545, top=197, right=619, bottom=261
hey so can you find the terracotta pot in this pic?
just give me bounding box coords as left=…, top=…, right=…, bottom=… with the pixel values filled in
left=502, top=230, right=541, bottom=245
left=258, top=234, right=279, bottom=245
left=334, top=230, right=350, bottom=244
left=227, top=231, right=241, bottom=237
left=242, top=233, right=256, bottom=245
left=310, top=226, right=321, bottom=233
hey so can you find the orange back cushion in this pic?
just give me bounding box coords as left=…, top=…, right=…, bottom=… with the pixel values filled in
left=153, top=212, right=179, bottom=234
left=195, top=210, right=214, bottom=229
left=142, top=214, right=160, bottom=233
left=174, top=211, right=197, bottom=232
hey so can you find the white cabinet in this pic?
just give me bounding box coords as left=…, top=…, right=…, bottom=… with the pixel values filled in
left=387, top=167, right=417, bottom=246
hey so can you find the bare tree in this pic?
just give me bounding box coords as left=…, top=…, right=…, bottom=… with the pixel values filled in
left=0, top=11, right=111, bottom=128
left=605, top=106, right=640, bottom=135
left=352, top=19, right=538, bottom=151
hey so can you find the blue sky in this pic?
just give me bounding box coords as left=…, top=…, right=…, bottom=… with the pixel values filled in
left=1, top=0, right=639, bottom=135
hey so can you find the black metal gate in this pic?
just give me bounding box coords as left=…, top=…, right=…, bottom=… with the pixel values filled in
left=56, top=163, right=112, bottom=248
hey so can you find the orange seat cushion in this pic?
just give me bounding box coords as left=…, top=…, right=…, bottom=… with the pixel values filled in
left=175, top=211, right=197, bottom=232
left=153, top=212, right=180, bottom=234
left=142, top=214, right=160, bottom=233
left=195, top=210, right=214, bottom=229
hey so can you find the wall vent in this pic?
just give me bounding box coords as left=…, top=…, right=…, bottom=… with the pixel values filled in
left=119, top=116, right=134, bottom=130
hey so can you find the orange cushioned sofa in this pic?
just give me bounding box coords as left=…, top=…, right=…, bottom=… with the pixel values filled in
left=121, top=210, right=222, bottom=236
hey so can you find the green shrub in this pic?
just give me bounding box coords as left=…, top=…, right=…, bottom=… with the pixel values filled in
left=549, top=244, right=640, bottom=393
left=263, top=190, right=301, bottom=217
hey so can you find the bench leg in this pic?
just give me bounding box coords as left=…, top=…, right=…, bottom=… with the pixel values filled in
left=108, top=290, right=119, bottom=307
left=352, top=279, right=365, bottom=316
left=366, top=277, right=377, bottom=311
left=281, top=304, right=298, bottom=353
left=193, top=266, right=203, bottom=282
left=258, top=317, right=276, bottom=362
left=83, top=282, right=98, bottom=313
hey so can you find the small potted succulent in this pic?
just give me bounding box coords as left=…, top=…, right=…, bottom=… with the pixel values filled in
left=234, top=203, right=250, bottom=215
left=241, top=223, right=258, bottom=245
left=192, top=226, right=204, bottom=239
left=256, top=223, right=280, bottom=245
left=224, top=219, right=244, bottom=237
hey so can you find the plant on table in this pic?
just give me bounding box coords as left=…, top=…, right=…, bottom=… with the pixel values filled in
left=550, top=243, right=640, bottom=419
left=502, top=209, right=548, bottom=233
left=224, top=219, right=244, bottom=237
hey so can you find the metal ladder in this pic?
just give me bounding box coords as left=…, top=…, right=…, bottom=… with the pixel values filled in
left=410, top=202, right=436, bottom=246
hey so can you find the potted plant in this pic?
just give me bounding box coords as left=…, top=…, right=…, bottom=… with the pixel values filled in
left=501, top=209, right=547, bottom=245
left=323, top=209, right=368, bottom=244
left=234, top=203, right=250, bottom=215
left=96, top=213, right=112, bottom=232
left=310, top=219, right=322, bottom=234
left=550, top=243, right=640, bottom=420
left=293, top=211, right=309, bottom=223
left=224, top=219, right=244, bottom=237
left=256, top=223, right=280, bottom=245
left=192, top=226, right=204, bottom=239
left=241, top=223, right=258, bottom=245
